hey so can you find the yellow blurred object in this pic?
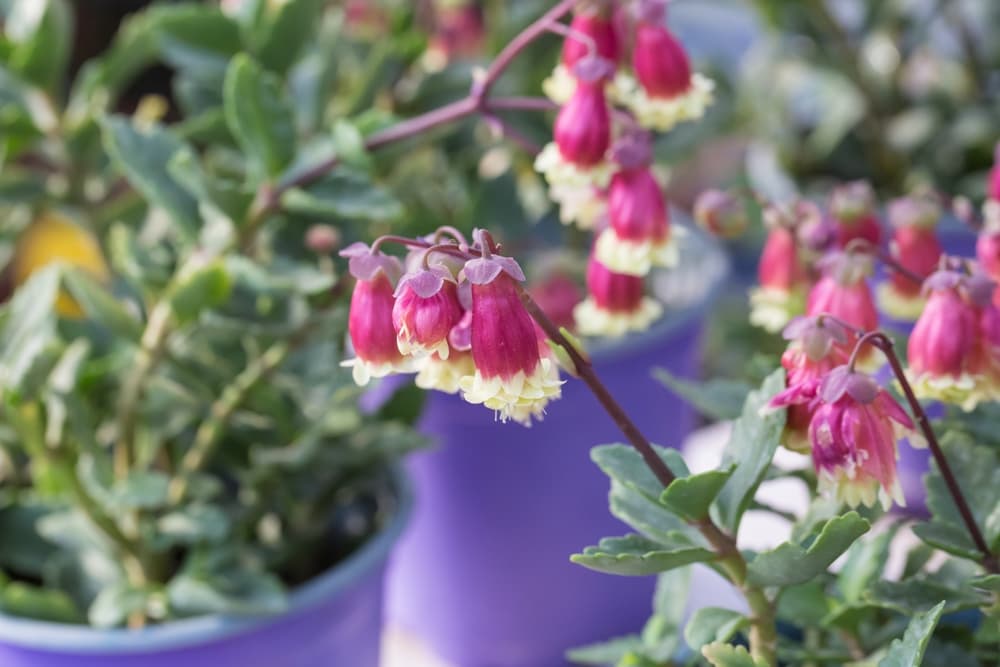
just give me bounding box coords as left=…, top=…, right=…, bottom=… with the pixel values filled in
left=11, top=212, right=110, bottom=318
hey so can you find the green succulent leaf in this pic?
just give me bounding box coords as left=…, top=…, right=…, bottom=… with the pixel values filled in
left=223, top=54, right=296, bottom=180
left=151, top=5, right=242, bottom=85
left=0, top=579, right=81, bottom=624
left=713, top=369, right=786, bottom=534
left=0, top=265, right=60, bottom=391
left=101, top=117, right=201, bottom=238
left=63, top=269, right=143, bottom=342
left=253, top=0, right=324, bottom=75
left=167, top=261, right=232, bottom=323
left=747, top=512, right=870, bottom=587
left=590, top=444, right=689, bottom=503
left=571, top=533, right=715, bottom=576
left=660, top=467, right=735, bottom=521
left=5, top=0, right=72, bottom=92
left=878, top=601, right=945, bottom=667
left=702, top=642, right=767, bottom=667
left=566, top=636, right=644, bottom=665
left=684, top=607, right=749, bottom=652
left=837, top=528, right=895, bottom=604
left=918, top=433, right=1000, bottom=560
left=88, top=582, right=150, bottom=628
left=652, top=368, right=750, bottom=421
left=280, top=169, right=404, bottom=222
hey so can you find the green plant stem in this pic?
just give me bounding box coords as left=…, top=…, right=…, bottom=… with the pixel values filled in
left=168, top=339, right=295, bottom=505
left=115, top=300, right=173, bottom=478
left=517, top=287, right=779, bottom=666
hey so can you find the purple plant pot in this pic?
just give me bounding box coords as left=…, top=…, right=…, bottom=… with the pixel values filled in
left=386, top=261, right=726, bottom=665
left=0, top=470, right=411, bottom=667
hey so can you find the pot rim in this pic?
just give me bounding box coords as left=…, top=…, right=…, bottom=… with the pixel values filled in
left=585, top=224, right=730, bottom=364
left=0, top=465, right=413, bottom=655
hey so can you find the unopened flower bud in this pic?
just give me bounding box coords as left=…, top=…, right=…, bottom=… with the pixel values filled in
left=305, top=224, right=341, bottom=254
left=830, top=181, right=882, bottom=248
left=574, top=254, right=663, bottom=337
left=693, top=189, right=748, bottom=240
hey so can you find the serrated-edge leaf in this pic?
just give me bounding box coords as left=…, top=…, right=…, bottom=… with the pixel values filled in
left=565, top=635, right=644, bottom=665
left=878, top=601, right=945, bottom=667
left=911, top=521, right=982, bottom=560
left=571, top=534, right=715, bottom=576
left=969, top=574, right=1000, bottom=592
left=660, top=467, right=735, bottom=521
left=591, top=444, right=689, bottom=502
left=701, top=641, right=765, bottom=667
left=747, top=512, right=870, bottom=587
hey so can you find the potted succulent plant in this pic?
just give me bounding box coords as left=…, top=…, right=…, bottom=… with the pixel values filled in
left=0, top=0, right=447, bottom=664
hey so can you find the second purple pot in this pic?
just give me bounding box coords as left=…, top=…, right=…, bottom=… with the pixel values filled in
left=387, top=237, right=728, bottom=666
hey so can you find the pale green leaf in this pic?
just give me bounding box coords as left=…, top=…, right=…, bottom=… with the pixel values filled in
left=714, top=369, right=787, bottom=533
left=747, top=512, right=870, bottom=587
left=878, top=601, right=945, bottom=667
left=223, top=54, right=296, bottom=180
left=684, top=607, right=748, bottom=651
left=572, top=533, right=715, bottom=576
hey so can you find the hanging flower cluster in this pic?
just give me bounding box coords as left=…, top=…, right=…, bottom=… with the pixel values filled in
left=542, top=0, right=713, bottom=133
left=341, top=230, right=563, bottom=426
left=769, top=320, right=919, bottom=510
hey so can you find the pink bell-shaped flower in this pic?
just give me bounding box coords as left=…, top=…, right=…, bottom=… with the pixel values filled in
left=988, top=143, right=1000, bottom=202
left=907, top=269, right=993, bottom=410
left=536, top=57, right=615, bottom=191
left=415, top=310, right=476, bottom=395
left=458, top=246, right=563, bottom=425
left=830, top=181, right=882, bottom=249
left=807, top=366, right=916, bottom=509
left=340, top=243, right=413, bottom=385
left=554, top=76, right=612, bottom=168
left=748, top=203, right=811, bottom=332
left=593, top=134, right=676, bottom=276
left=562, top=9, right=620, bottom=70
left=807, top=252, right=878, bottom=367
left=616, top=0, right=713, bottom=131
left=392, top=265, right=465, bottom=360
left=543, top=5, right=619, bottom=103
left=877, top=195, right=943, bottom=320
left=529, top=270, right=583, bottom=332
left=574, top=253, right=662, bottom=337
left=694, top=189, right=749, bottom=240
left=768, top=316, right=852, bottom=452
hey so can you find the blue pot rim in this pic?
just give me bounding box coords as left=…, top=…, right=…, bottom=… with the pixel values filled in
left=0, top=465, right=413, bottom=655
left=585, top=226, right=731, bottom=364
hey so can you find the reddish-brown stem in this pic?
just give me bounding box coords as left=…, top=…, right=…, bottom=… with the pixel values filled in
left=482, top=111, right=543, bottom=155
left=472, top=0, right=579, bottom=105
left=852, top=332, right=999, bottom=573
left=517, top=285, right=778, bottom=663
left=245, top=2, right=578, bottom=231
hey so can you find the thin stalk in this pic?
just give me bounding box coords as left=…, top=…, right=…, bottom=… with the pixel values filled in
left=858, top=333, right=999, bottom=573
left=517, top=285, right=779, bottom=665
left=168, top=339, right=295, bottom=504
left=114, top=300, right=173, bottom=478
